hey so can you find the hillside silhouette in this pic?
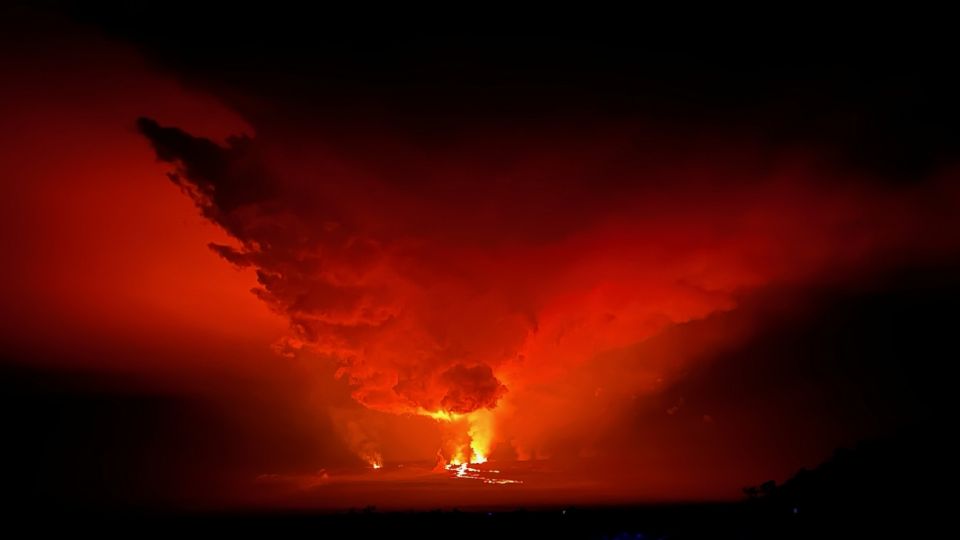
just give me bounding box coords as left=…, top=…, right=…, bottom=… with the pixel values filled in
left=741, top=422, right=950, bottom=538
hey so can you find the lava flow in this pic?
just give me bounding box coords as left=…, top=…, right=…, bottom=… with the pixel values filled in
left=444, top=462, right=523, bottom=485
left=418, top=408, right=522, bottom=484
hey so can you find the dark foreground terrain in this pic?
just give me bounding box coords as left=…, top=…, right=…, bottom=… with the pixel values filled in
left=1, top=359, right=949, bottom=539
left=3, top=497, right=941, bottom=540
left=6, top=429, right=947, bottom=539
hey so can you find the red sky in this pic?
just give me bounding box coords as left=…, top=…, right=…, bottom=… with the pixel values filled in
left=2, top=6, right=959, bottom=511
left=1, top=13, right=281, bottom=364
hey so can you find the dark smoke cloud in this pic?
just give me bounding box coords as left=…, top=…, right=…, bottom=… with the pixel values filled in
left=137, top=118, right=274, bottom=215
left=137, top=116, right=523, bottom=415
left=138, top=110, right=960, bottom=434
left=438, top=364, right=507, bottom=414
left=85, top=3, right=960, bottom=185
left=124, top=12, right=960, bottom=462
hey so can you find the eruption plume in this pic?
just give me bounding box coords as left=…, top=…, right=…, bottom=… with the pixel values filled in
left=138, top=116, right=960, bottom=467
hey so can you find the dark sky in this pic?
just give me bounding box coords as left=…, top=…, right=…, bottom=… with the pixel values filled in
left=2, top=2, right=959, bottom=512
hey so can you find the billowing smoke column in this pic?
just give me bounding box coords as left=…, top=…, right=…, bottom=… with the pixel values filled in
left=137, top=116, right=522, bottom=462
left=138, top=116, right=960, bottom=466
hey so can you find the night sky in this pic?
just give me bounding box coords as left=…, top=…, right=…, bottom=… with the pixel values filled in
left=2, top=2, right=958, bottom=516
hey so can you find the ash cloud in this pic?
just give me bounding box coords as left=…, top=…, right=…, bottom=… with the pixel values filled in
left=137, top=116, right=526, bottom=415
left=128, top=20, right=960, bottom=461
left=136, top=118, right=274, bottom=215
left=438, top=364, right=507, bottom=414
left=138, top=110, right=960, bottom=436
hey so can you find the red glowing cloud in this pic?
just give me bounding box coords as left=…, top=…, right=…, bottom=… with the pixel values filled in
left=137, top=114, right=960, bottom=466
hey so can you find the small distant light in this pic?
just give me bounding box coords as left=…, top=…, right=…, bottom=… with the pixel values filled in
left=793, top=507, right=799, bottom=514
left=562, top=510, right=566, bottom=515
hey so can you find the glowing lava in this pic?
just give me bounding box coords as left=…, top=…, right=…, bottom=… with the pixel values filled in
left=467, top=409, right=493, bottom=464
left=419, top=408, right=494, bottom=466
left=443, top=462, right=522, bottom=485
left=417, top=407, right=521, bottom=484
left=365, top=453, right=383, bottom=470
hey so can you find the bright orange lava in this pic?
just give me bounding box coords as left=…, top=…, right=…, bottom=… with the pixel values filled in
left=443, top=462, right=522, bottom=485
